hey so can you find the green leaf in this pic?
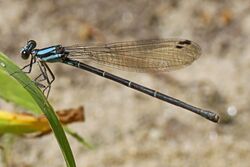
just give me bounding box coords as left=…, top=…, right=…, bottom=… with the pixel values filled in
left=0, top=62, right=41, bottom=114
left=64, top=126, right=94, bottom=149
left=0, top=53, right=76, bottom=167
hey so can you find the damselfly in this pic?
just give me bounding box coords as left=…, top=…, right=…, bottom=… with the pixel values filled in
left=20, top=39, right=220, bottom=122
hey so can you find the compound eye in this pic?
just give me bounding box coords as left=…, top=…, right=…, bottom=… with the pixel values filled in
left=27, top=40, right=37, bottom=49
left=21, top=50, right=30, bottom=59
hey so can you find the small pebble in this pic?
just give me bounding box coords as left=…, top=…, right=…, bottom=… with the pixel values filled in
left=227, top=105, right=237, bottom=116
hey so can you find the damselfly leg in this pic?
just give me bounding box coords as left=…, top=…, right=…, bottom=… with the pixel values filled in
left=21, top=56, right=36, bottom=73
left=35, top=61, right=55, bottom=97
left=19, top=56, right=55, bottom=98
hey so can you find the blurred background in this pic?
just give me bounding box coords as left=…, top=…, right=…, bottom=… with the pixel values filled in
left=0, top=0, right=250, bottom=166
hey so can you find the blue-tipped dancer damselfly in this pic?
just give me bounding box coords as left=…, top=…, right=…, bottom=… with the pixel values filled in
left=19, top=39, right=220, bottom=122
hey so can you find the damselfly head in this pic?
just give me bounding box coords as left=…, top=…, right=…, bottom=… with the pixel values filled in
left=21, top=40, right=37, bottom=59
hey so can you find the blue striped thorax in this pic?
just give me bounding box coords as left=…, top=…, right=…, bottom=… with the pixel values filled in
left=34, top=45, right=65, bottom=63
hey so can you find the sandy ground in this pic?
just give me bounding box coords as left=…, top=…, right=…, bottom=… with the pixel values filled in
left=0, top=0, right=250, bottom=167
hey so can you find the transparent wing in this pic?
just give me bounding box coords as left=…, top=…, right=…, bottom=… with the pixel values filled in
left=64, top=39, right=201, bottom=72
